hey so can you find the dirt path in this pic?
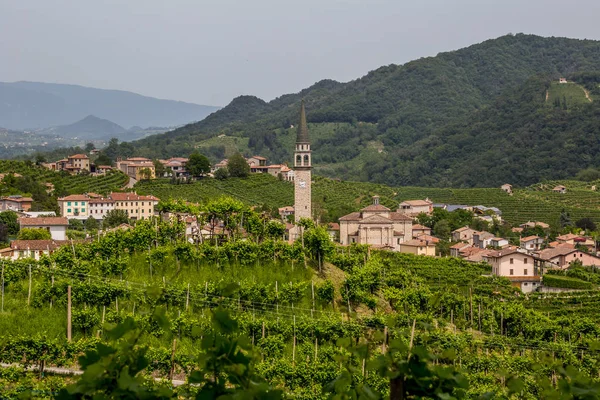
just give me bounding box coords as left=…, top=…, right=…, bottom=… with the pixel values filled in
left=545, top=90, right=549, bottom=102
left=122, top=176, right=137, bottom=189
left=583, top=87, right=593, bottom=102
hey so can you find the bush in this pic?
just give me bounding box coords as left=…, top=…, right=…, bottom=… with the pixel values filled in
left=543, top=274, right=593, bottom=290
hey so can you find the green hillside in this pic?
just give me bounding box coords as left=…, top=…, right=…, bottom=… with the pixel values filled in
left=121, top=34, right=600, bottom=188
left=135, top=174, right=600, bottom=227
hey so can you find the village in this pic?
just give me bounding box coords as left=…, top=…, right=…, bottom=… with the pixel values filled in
left=1, top=102, right=598, bottom=296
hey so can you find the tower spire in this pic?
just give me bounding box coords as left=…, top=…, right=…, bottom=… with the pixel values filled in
left=296, top=99, right=310, bottom=143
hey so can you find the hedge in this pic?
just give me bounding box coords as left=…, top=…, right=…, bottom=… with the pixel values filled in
left=543, top=274, right=594, bottom=290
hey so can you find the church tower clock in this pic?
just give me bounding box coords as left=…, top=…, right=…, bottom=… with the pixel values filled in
left=294, top=100, right=312, bottom=223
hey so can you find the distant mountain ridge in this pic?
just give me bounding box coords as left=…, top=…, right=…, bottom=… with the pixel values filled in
left=0, top=81, right=220, bottom=130
left=45, top=115, right=126, bottom=140
left=130, top=34, right=600, bottom=187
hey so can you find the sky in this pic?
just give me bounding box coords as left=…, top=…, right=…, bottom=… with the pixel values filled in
left=1, top=0, right=600, bottom=106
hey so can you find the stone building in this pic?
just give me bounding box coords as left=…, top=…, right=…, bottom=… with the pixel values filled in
left=289, top=101, right=312, bottom=240
left=339, top=196, right=413, bottom=251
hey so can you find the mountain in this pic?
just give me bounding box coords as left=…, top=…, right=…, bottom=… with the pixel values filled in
left=0, top=81, right=220, bottom=130
left=48, top=115, right=126, bottom=140
left=127, top=34, right=600, bottom=187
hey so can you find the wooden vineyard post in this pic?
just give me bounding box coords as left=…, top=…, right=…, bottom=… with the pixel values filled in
left=169, top=338, right=177, bottom=380
left=102, top=305, right=106, bottom=324
left=314, top=338, right=318, bottom=362
left=311, top=280, right=315, bottom=311
left=407, top=319, right=416, bottom=361
left=186, top=283, right=190, bottom=311
left=292, top=315, right=296, bottom=366
left=501, top=311, right=504, bottom=336
left=382, top=326, right=388, bottom=354
left=1, top=262, right=4, bottom=313
left=67, top=285, right=72, bottom=342
left=262, top=321, right=265, bottom=339
left=27, top=264, right=32, bottom=306
left=50, top=275, right=54, bottom=309
left=478, top=302, right=481, bottom=331
left=469, top=286, right=473, bottom=329
left=275, top=281, right=278, bottom=314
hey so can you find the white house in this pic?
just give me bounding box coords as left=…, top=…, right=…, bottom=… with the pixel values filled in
left=397, top=199, right=433, bottom=216
left=485, top=247, right=542, bottom=293
left=18, top=217, right=69, bottom=240
left=520, top=235, right=544, bottom=251
left=1, top=239, right=69, bottom=260
left=452, top=226, right=478, bottom=244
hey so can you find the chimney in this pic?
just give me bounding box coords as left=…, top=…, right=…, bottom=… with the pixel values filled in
left=373, top=195, right=380, bottom=205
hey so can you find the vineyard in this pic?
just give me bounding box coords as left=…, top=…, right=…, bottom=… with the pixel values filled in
left=135, top=174, right=600, bottom=227
left=0, top=160, right=129, bottom=196
left=3, top=217, right=600, bottom=397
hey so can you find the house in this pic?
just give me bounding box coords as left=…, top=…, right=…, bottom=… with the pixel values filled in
left=0, top=239, right=70, bottom=260
left=0, top=195, right=33, bottom=212
left=326, top=222, right=340, bottom=241
left=553, top=185, right=567, bottom=194
left=490, top=237, right=509, bottom=248
left=213, top=159, right=228, bottom=171
left=278, top=206, right=295, bottom=221
left=415, top=234, right=440, bottom=244
left=247, top=156, right=269, bottom=173
left=555, top=233, right=594, bottom=249
left=281, top=166, right=295, bottom=182
left=18, top=217, right=69, bottom=240
left=116, top=157, right=156, bottom=180
left=450, top=242, right=470, bottom=257
left=536, top=246, right=600, bottom=269
left=451, top=226, right=477, bottom=244
left=400, top=239, right=436, bottom=256
left=559, top=77, right=568, bottom=84
left=484, top=248, right=542, bottom=293
left=501, top=184, right=513, bottom=194
left=473, top=206, right=502, bottom=223
left=398, top=199, right=433, bottom=216
left=59, top=192, right=159, bottom=220
left=339, top=196, right=413, bottom=251
left=473, top=231, right=495, bottom=249
left=160, top=158, right=189, bottom=177
left=58, top=194, right=91, bottom=219
left=519, top=221, right=550, bottom=230
left=412, top=224, right=432, bottom=238
left=96, top=165, right=113, bottom=175
left=520, top=235, right=545, bottom=251
left=66, top=154, right=91, bottom=173
left=109, top=192, right=160, bottom=220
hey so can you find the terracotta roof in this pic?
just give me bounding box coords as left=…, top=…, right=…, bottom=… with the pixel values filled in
left=279, top=206, right=294, bottom=212
left=416, top=234, right=440, bottom=243
left=389, top=213, right=414, bottom=221
left=361, top=204, right=391, bottom=212
left=10, top=239, right=70, bottom=250
left=400, top=199, right=432, bottom=206
left=450, top=242, right=470, bottom=250
left=267, top=164, right=284, bottom=169
left=58, top=194, right=90, bottom=201
left=512, top=227, right=524, bottom=233
left=491, top=237, right=507, bottom=241
left=89, top=198, right=115, bottom=204
left=19, top=217, right=69, bottom=226
left=556, top=233, right=579, bottom=241
left=124, top=157, right=152, bottom=161
left=109, top=192, right=159, bottom=201
left=250, top=155, right=267, bottom=160
left=520, top=235, right=541, bottom=242
left=339, top=212, right=361, bottom=221
left=412, top=224, right=430, bottom=230
left=1, top=196, right=33, bottom=203
left=475, top=231, right=495, bottom=240
left=68, top=154, right=88, bottom=159
left=453, top=226, right=473, bottom=233
left=485, top=247, right=521, bottom=258
left=327, top=222, right=340, bottom=230
left=97, top=165, right=112, bottom=169
left=537, top=246, right=580, bottom=260
left=402, top=239, right=435, bottom=247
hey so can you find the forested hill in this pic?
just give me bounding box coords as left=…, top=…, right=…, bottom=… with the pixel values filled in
left=128, top=34, right=600, bottom=186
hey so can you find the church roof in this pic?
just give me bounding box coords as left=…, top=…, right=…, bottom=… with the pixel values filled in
left=339, top=212, right=361, bottom=221
left=361, top=204, right=390, bottom=212
left=296, top=100, right=310, bottom=143
left=389, top=213, right=414, bottom=221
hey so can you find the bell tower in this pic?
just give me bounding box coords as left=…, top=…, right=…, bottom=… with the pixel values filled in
left=294, top=100, right=312, bottom=222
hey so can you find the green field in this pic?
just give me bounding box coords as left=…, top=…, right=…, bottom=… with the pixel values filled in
left=136, top=174, right=600, bottom=227
left=546, top=81, right=592, bottom=106
left=3, top=218, right=600, bottom=397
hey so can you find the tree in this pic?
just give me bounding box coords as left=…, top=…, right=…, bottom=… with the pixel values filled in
left=187, top=151, right=211, bottom=177
left=85, top=216, right=100, bottom=231
left=576, top=217, right=596, bottom=232
left=0, top=223, right=8, bottom=246
left=227, top=153, right=250, bottom=178
left=85, top=143, right=96, bottom=153
left=139, top=168, right=153, bottom=181
left=0, top=211, right=19, bottom=235
left=560, top=209, right=573, bottom=228
left=304, top=226, right=334, bottom=272
left=214, top=168, right=229, bottom=180
left=69, top=219, right=84, bottom=231
left=95, top=152, right=112, bottom=166
left=433, top=219, right=451, bottom=240
left=18, top=228, right=52, bottom=240
left=34, top=153, right=47, bottom=165
left=153, top=159, right=166, bottom=177
left=103, top=209, right=130, bottom=229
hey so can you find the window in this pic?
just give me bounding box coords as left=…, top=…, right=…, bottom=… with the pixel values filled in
left=67, top=208, right=71, bottom=213
left=142, top=202, right=144, bottom=206
left=296, top=155, right=301, bottom=165
left=304, top=155, right=309, bottom=164
left=75, top=202, right=78, bottom=206
left=524, top=258, right=528, bottom=264
left=81, top=202, right=85, bottom=206
left=524, top=269, right=528, bottom=275
left=510, top=258, right=514, bottom=264
left=81, top=208, right=85, bottom=213
left=510, top=269, right=514, bottom=275
left=67, top=202, right=71, bottom=206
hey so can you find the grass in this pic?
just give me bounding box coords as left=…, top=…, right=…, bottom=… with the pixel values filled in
left=546, top=82, right=592, bottom=106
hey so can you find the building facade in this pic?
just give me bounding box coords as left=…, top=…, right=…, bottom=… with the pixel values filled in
left=294, top=101, right=312, bottom=223
left=18, top=217, right=69, bottom=240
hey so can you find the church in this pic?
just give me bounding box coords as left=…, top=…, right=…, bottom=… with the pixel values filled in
left=338, top=196, right=413, bottom=251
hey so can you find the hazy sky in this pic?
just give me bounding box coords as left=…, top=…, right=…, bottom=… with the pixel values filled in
left=1, top=0, right=599, bottom=106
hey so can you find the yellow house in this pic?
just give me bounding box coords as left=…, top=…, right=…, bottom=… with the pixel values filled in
left=116, top=157, right=155, bottom=180
left=400, top=239, right=436, bottom=256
